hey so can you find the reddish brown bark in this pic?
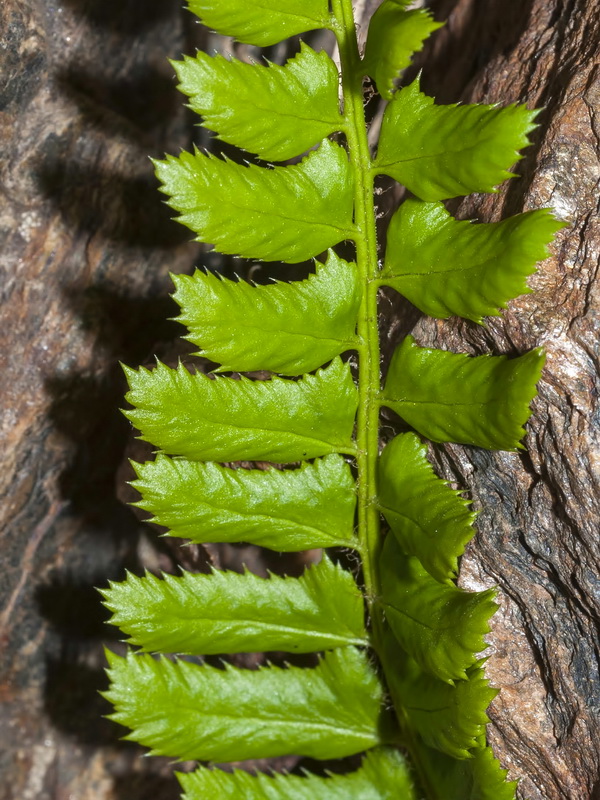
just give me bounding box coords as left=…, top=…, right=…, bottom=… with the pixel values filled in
left=1, top=1, right=598, bottom=799
left=405, top=2, right=600, bottom=798
left=0, top=1, right=199, bottom=797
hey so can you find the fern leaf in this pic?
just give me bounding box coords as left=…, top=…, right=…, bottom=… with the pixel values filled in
left=419, top=742, right=518, bottom=800
left=124, top=358, right=358, bottom=462
left=154, top=139, right=355, bottom=263
left=404, top=665, right=496, bottom=760
left=177, top=747, right=416, bottom=799
left=380, top=536, right=497, bottom=683
left=363, top=3, right=443, bottom=100
left=172, top=251, right=360, bottom=375
left=377, top=433, right=475, bottom=582
left=186, top=0, right=332, bottom=48
left=385, top=647, right=496, bottom=759
left=129, top=454, right=356, bottom=550
left=463, top=746, right=520, bottom=800
left=381, top=336, right=545, bottom=450
left=104, top=647, right=385, bottom=761
left=383, top=200, right=564, bottom=322
left=101, top=557, right=366, bottom=655
left=173, top=44, right=343, bottom=161
left=374, top=80, right=538, bottom=200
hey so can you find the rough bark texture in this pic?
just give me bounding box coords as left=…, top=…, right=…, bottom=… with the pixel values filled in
left=1, top=1, right=598, bottom=799
left=0, top=2, right=200, bottom=797
left=404, top=2, right=600, bottom=798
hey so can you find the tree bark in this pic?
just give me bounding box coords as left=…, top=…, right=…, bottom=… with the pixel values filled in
left=402, top=2, right=600, bottom=798
left=0, top=1, right=201, bottom=797
left=1, top=1, right=598, bottom=799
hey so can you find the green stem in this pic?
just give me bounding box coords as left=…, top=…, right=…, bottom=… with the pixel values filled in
left=331, top=5, right=442, bottom=799
left=331, top=0, right=381, bottom=599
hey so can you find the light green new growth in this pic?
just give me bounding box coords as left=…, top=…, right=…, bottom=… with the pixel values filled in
left=129, top=454, right=357, bottom=550
left=102, top=0, right=563, bottom=797
left=101, top=556, right=367, bottom=654
left=377, top=433, right=476, bottom=582
left=105, top=646, right=384, bottom=761
left=172, top=251, right=361, bottom=375
left=178, top=748, right=416, bottom=800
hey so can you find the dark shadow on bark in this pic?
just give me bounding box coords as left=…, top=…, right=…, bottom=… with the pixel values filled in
left=37, top=579, right=116, bottom=641
left=55, top=65, right=181, bottom=138
left=58, top=0, right=182, bottom=35
left=46, top=370, right=138, bottom=510
left=43, top=656, right=123, bottom=747
left=61, top=285, right=182, bottom=364
left=111, top=773, right=182, bottom=800
left=421, top=0, right=537, bottom=102
left=35, top=157, right=189, bottom=248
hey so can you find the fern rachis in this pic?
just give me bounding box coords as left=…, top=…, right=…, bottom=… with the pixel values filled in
left=101, top=1, right=563, bottom=797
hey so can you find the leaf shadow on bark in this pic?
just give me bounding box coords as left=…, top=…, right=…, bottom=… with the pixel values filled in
left=59, top=0, right=182, bottom=34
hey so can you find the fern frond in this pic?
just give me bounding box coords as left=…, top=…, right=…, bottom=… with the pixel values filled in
left=124, top=357, right=358, bottom=462
left=101, top=1, right=562, bottom=795
left=173, top=44, right=343, bottom=161
left=172, top=251, right=360, bottom=375
left=382, top=336, right=545, bottom=450
left=153, top=139, right=355, bottom=263
left=130, top=454, right=356, bottom=550
left=104, top=646, right=385, bottom=761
